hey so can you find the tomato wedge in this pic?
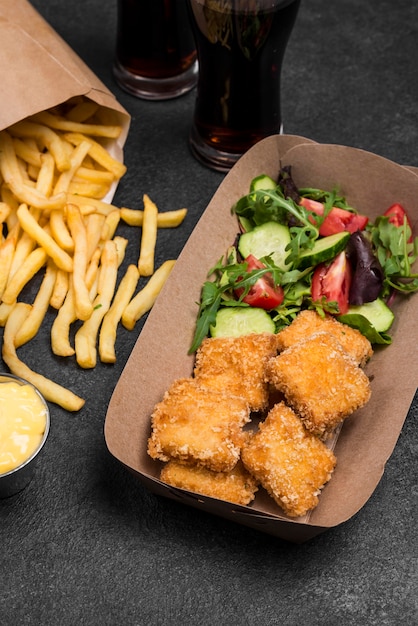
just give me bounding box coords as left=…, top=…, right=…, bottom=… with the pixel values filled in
left=383, top=203, right=411, bottom=228
left=235, top=254, right=284, bottom=310
left=383, top=203, right=413, bottom=241
left=300, top=197, right=368, bottom=236
left=311, top=251, right=352, bottom=314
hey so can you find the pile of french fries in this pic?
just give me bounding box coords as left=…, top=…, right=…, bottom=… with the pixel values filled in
left=0, top=97, right=186, bottom=411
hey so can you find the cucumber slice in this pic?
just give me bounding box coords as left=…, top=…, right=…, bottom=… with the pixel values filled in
left=250, top=174, right=277, bottom=192
left=339, top=298, right=394, bottom=333
left=298, top=231, right=350, bottom=269
left=238, top=221, right=291, bottom=270
left=210, top=307, right=275, bottom=338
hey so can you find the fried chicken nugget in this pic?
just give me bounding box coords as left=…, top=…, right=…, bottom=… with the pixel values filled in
left=266, top=332, right=371, bottom=438
left=241, top=402, right=336, bottom=518
left=193, top=333, right=279, bottom=412
left=276, top=310, right=373, bottom=367
left=147, top=378, right=250, bottom=472
left=160, top=460, right=258, bottom=505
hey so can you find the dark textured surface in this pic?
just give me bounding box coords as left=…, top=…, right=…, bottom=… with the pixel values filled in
left=1, top=1, right=418, bottom=624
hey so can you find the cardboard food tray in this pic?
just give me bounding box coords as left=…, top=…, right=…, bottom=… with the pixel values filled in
left=105, top=134, right=418, bottom=543
left=0, top=0, right=130, bottom=197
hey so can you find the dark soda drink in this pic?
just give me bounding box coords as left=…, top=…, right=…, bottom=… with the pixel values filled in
left=114, top=0, right=198, bottom=100
left=187, top=0, right=301, bottom=170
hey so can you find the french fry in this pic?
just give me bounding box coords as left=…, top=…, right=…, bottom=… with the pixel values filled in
left=99, top=264, right=140, bottom=363
left=73, top=167, right=115, bottom=185
left=64, top=132, right=127, bottom=179
left=156, top=208, right=188, bottom=228
left=3, top=302, right=85, bottom=412
left=17, top=156, right=34, bottom=184
left=53, top=140, right=91, bottom=195
left=30, top=111, right=123, bottom=139
left=67, top=181, right=110, bottom=199
left=0, top=131, right=66, bottom=210
left=137, top=194, right=158, bottom=276
left=87, top=262, right=100, bottom=303
left=98, top=240, right=120, bottom=295
left=8, top=120, right=71, bottom=172
left=2, top=184, right=19, bottom=216
left=85, top=212, right=106, bottom=260
left=12, top=137, right=42, bottom=168
left=66, top=203, right=93, bottom=321
left=100, top=209, right=120, bottom=242
left=120, top=206, right=187, bottom=228
left=2, top=246, right=47, bottom=305
left=50, top=209, right=74, bottom=252
left=0, top=202, right=11, bottom=224
left=112, top=236, right=128, bottom=266
left=51, top=249, right=101, bottom=357
left=0, top=302, right=14, bottom=327
left=0, top=223, right=19, bottom=299
left=50, top=277, right=76, bottom=357
left=12, top=187, right=65, bottom=215
left=35, top=153, right=56, bottom=197
left=75, top=240, right=119, bottom=368
left=66, top=194, right=120, bottom=216
left=66, top=100, right=100, bottom=123
left=85, top=247, right=102, bottom=287
left=8, top=231, right=37, bottom=280
left=27, top=164, right=40, bottom=182
left=16, top=203, right=73, bottom=272
left=122, top=260, right=176, bottom=331
left=49, top=267, right=69, bottom=309
left=14, top=262, right=57, bottom=348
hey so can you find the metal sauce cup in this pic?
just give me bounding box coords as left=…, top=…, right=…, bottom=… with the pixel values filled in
left=0, top=374, right=50, bottom=498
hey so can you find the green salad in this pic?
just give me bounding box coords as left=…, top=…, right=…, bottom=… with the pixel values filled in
left=190, top=166, right=418, bottom=353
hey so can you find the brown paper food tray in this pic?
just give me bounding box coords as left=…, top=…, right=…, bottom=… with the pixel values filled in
left=0, top=0, right=130, bottom=169
left=105, top=135, right=418, bottom=543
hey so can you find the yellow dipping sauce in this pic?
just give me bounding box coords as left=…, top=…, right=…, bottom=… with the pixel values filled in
left=0, top=381, right=47, bottom=474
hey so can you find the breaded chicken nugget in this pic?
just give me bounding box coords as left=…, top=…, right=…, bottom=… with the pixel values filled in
left=276, top=310, right=373, bottom=367
left=147, top=378, right=250, bottom=472
left=241, top=402, right=336, bottom=518
left=266, top=332, right=371, bottom=437
left=193, top=333, right=279, bottom=412
left=160, top=460, right=258, bottom=505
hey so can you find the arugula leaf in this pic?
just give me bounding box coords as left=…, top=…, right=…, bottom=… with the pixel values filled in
left=233, top=188, right=319, bottom=234
left=298, top=186, right=357, bottom=212
left=189, top=282, right=223, bottom=354
left=367, top=216, right=418, bottom=296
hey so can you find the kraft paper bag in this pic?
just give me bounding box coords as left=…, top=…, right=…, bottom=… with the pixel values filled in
left=0, top=0, right=130, bottom=157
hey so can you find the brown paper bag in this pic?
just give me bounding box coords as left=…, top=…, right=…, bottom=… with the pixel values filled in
left=0, top=0, right=130, bottom=161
